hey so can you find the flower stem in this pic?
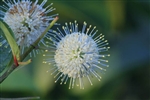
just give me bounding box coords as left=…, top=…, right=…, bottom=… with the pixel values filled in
left=0, top=17, right=58, bottom=84
left=20, top=17, right=59, bottom=60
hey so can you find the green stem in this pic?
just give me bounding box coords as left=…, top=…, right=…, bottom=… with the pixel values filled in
left=36, top=17, right=58, bottom=43
left=0, top=17, right=58, bottom=84
left=20, top=17, right=58, bottom=60
left=0, top=64, right=16, bottom=83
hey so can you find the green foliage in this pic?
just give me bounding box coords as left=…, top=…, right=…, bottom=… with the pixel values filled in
left=0, top=34, right=12, bottom=73
left=0, top=20, right=20, bottom=60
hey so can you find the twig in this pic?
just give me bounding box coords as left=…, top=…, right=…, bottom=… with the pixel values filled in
left=0, top=64, right=16, bottom=83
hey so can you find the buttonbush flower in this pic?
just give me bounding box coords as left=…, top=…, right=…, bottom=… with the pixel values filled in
left=43, top=21, right=110, bottom=89
left=0, top=0, right=58, bottom=55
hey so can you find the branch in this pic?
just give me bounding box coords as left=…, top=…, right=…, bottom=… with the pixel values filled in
left=0, top=64, right=16, bottom=83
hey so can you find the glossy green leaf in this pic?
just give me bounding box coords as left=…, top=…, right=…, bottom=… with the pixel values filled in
left=0, top=20, right=20, bottom=61
left=0, top=34, right=12, bottom=73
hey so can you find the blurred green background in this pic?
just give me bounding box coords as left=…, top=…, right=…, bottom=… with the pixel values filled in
left=0, top=0, right=150, bottom=100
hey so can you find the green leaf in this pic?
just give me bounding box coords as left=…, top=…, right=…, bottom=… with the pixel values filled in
left=0, top=34, right=13, bottom=73
left=0, top=20, right=20, bottom=61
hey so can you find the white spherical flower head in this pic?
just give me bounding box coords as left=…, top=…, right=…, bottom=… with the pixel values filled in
left=43, top=21, right=110, bottom=89
left=0, top=0, right=57, bottom=48
left=55, top=33, right=99, bottom=78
